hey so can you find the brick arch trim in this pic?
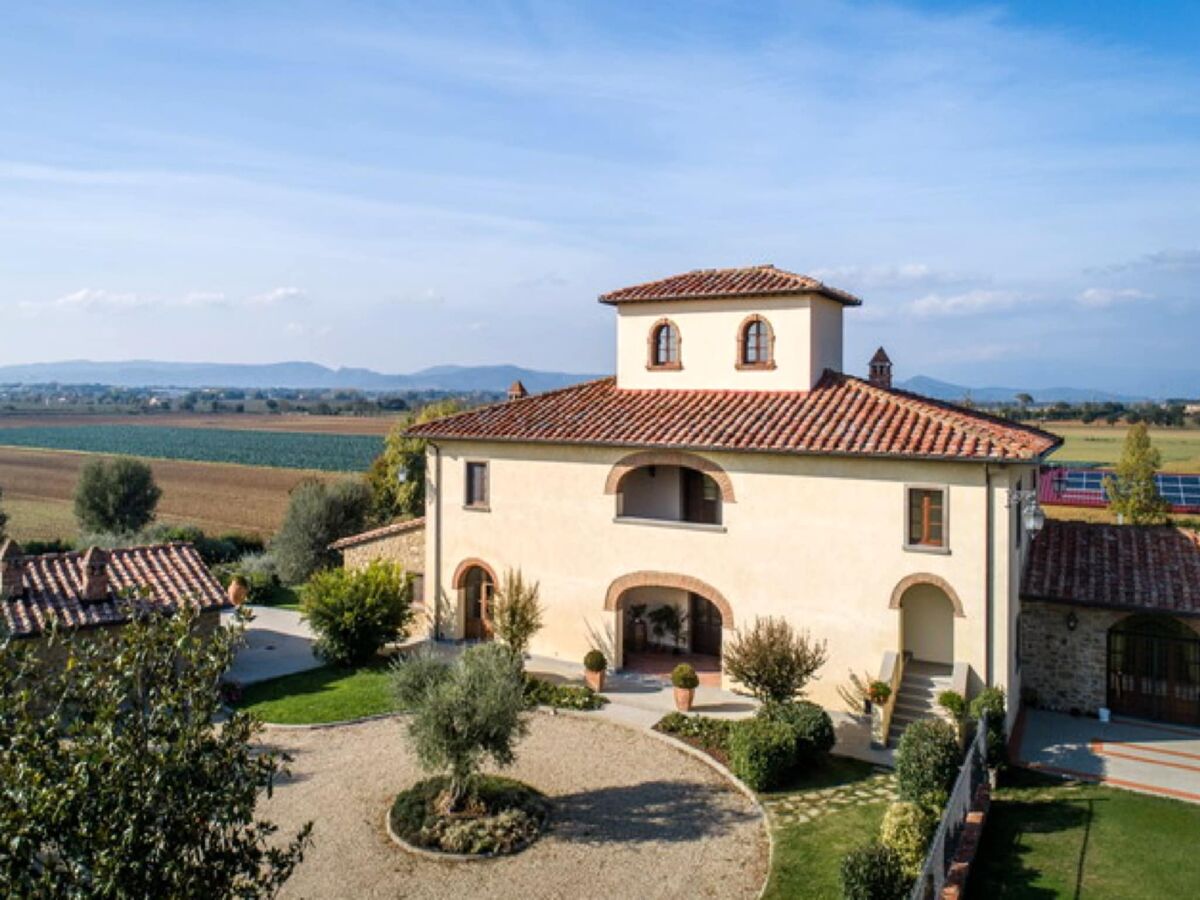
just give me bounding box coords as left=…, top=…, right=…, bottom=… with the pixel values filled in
left=604, top=451, right=736, bottom=503
left=451, top=558, right=498, bottom=590
left=604, top=571, right=733, bottom=628
left=735, top=314, right=777, bottom=370
left=889, top=573, right=965, bottom=618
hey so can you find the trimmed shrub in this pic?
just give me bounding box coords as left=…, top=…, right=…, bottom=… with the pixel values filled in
left=758, top=700, right=836, bottom=764
left=301, top=560, right=413, bottom=665
left=728, top=717, right=796, bottom=791
left=880, top=800, right=936, bottom=878
left=969, top=686, right=1008, bottom=767
left=583, top=650, right=607, bottom=673
left=937, top=690, right=966, bottom=722
left=671, top=663, right=699, bottom=690
left=895, top=719, right=960, bottom=807
left=840, top=841, right=911, bottom=900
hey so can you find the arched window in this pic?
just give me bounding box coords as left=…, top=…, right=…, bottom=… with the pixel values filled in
left=737, top=315, right=775, bottom=369
left=647, top=319, right=681, bottom=369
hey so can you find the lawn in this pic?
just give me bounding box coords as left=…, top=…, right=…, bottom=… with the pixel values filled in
left=761, top=756, right=891, bottom=900
left=1042, top=423, right=1200, bottom=472
left=237, top=662, right=398, bottom=725
left=969, top=768, right=1200, bottom=898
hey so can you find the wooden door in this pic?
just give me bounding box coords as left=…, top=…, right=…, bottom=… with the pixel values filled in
left=690, top=593, right=723, bottom=658
left=463, top=568, right=494, bottom=642
left=1108, top=619, right=1200, bottom=725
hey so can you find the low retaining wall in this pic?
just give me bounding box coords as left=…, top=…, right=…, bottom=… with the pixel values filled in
left=940, top=781, right=991, bottom=900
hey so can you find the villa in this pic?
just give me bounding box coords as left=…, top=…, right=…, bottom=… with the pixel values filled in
left=406, top=265, right=1068, bottom=740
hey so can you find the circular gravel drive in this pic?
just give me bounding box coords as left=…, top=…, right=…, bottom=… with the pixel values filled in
left=261, top=713, right=768, bottom=899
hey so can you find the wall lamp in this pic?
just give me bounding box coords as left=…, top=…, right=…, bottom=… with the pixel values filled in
left=1007, top=488, right=1046, bottom=534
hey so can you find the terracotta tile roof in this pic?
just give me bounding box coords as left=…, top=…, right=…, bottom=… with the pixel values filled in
left=329, top=517, right=426, bottom=551
left=406, top=371, right=1060, bottom=461
left=1022, top=520, right=1200, bottom=615
left=0, top=542, right=229, bottom=639
left=598, top=265, right=862, bottom=307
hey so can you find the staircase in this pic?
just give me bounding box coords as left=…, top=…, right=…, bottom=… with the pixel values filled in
left=887, top=660, right=953, bottom=749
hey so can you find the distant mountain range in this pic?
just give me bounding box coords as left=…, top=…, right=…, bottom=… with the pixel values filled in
left=0, top=359, right=1155, bottom=403
left=0, top=360, right=601, bottom=394
left=895, top=376, right=1146, bottom=405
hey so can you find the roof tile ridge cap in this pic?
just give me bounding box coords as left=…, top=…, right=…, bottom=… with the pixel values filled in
left=841, top=372, right=1052, bottom=451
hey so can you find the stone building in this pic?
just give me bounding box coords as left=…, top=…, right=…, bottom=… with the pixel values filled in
left=329, top=517, right=427, bottom=629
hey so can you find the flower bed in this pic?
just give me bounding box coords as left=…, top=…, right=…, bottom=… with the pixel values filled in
left=389, top=775, right=549, bottom=857
left=523, top=675, right=608, bottom=710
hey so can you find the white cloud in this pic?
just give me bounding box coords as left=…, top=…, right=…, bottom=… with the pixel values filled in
left=248, top=286, right=307, bottom=306
left=28, top=288, right=147, bottom=312
left=908, top=290, right=1027, bottom=318
left=1095, top=249, right=1200, bottom=274
left=178, top=291, right=228, bottom=308
left=1076, top=287, right=1152, bottom=308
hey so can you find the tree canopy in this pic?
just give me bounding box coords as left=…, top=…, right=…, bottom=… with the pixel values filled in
left=272, top=477, right=371, bottom=584
left=73, top=456, right=162, bottom=534
left=0, top=606, right=311, bottom=897
left=366, top=399, right=464, bottom=523
left=1104, top=423, right=1170, bottom=525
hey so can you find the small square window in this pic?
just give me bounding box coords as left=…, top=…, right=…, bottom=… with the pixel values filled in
left=465, top=462, right=489, bottom=508
left=907, top=487, right=946, bottom=548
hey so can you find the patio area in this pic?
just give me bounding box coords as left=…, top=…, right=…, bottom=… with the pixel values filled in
left=1016, top=708, right=1200, bottom=803
left=621, top=649, right=723, bottom=687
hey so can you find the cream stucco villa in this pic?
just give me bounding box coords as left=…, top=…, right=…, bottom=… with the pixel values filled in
left=407, top=265, right=1062, bottom=741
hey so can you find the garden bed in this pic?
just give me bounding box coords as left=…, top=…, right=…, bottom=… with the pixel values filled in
left=653, top=712, right=733, bottom=767
left=388, top=775, right=550, bottom=858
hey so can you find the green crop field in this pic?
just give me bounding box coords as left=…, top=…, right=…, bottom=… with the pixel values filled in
left=1043, top=424, right=1200, bottom=472
left=0, top=425, right=384, bottom=472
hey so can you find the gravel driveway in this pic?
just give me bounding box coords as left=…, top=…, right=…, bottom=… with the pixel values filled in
left=260, top=713, right=768, bottom=899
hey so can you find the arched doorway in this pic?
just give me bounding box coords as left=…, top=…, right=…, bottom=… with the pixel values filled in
left=898, top=582, right=956, bottom=667
left=453, top=560, right=495, bottom=642
left=1108, top=614, right=1200, bottom=725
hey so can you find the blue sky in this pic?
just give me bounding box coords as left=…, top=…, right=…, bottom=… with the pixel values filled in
left=2, top=1, right=1198, bottom=396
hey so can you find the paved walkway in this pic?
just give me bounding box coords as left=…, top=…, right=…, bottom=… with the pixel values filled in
left=762, top=770, right=896, bottom=826
left=223, top=606, right=322, bottom=685
left=1017, top=709, right=1200, bottom=803
left=261, top=713, right=769, bottom=899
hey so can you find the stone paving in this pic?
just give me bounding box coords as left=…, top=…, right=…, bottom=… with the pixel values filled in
left=762, top=770, right=897, bottom=826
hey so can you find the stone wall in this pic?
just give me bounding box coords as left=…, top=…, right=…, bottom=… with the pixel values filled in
left=341, top=527, right=425, bottom=577
left=1021, top=600, right=1200, bottom=715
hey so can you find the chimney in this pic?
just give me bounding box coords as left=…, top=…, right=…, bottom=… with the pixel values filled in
left=507, top=380, right=528, bottom=402
left=0, top=539, right=24, bottom=600
left=81, top=547, right=110, bottom=604
left=868, top=347, right=893, bottom=390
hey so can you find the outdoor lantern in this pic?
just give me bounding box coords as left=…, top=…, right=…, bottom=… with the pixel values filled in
left=396, top=468, right=408, bottom=485
left=1022, top=497, right=1046, bottom=534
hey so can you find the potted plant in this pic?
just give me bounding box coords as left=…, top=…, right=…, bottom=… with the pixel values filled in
left=672, top=663, right=699, bottom=712
left=583, top=649, right=607, bottom=692
left=867, top=680, right=891, bottom=707
left=629, top=604, right=648, bottom=652
left=227, top=574, right=250, bottom=607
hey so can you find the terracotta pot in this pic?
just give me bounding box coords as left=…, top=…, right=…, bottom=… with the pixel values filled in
left=585, top=669, right=605, bottom=692
left=227, top=579, right=249, bottom=607
left=674, top=686, right=695, bottom=712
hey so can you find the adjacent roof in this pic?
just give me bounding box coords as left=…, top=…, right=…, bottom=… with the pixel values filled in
left=1023, top=520, right=1200, bottom=616
left=407, top=371, right=1060, bottom=462
left=1, top=542, right=229, bottom=638
left=329, top=517, right=426, bottom=551
left=598, top=265, right=862, bottom=307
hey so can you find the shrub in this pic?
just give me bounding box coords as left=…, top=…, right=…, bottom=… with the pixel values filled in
left=301, top=561, right=413, bottom=666
left=273, top=478, right=371, bottom=584
left=759, top=700, right=836, bottom=763
left=522, top=676, right=607, bottom=710
left=490, top=569, right=544, bottom=659
left=895, top=719, right=960, bottom=808
left=392, top=644, right=529, bottom=810
left=728, top=717, right=796, bottom=791
left=723, top=616, right=828, bottom=703
left=840, top=841, right=911, bottom=900
left=969, top=686, right=1008, bottom=767
left=671, top=663, right=699, bottom=690
left=655, top=713, right=732, bottom=757
left=937, top=690, right=966, bottom=722
left=880, top=800, right=936, bottom=878
left=583, top=650, right=607, bottom=673
left=213, top=552, right=281, bottom=604
left=74, top=456, right=162, bottom=534
left=389, top=775, right=548, bottom=856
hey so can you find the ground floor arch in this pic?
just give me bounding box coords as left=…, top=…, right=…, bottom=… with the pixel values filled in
left=896, top=579, right=958, bottom=667
left=452, top=558, right=496, bottom=642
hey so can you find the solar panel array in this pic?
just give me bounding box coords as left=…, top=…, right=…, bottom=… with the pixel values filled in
left=1041, top=467, right=1200, bottom=513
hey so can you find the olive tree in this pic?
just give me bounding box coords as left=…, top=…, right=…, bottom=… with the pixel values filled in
left=724, top=616, right=829, bottom=704
left=272, top=477, right=371, bottom=584
left=73, top=456, right=162, bottom=534
left=490, top=568, right=544, bottom=661
left=391, top=643, right=528, bottom=812
left=0, top=606, right=311, bottom=897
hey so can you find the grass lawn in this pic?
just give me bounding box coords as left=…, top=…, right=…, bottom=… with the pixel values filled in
left=969, top=768, right=1200, bottom=898
left=255, top=583, right=302, bottom=612
left=237, top=661, right=399, bottom=724
left=1042, top=423, right=1200, bottom=471
left=761, top=756, right=890, bottom=899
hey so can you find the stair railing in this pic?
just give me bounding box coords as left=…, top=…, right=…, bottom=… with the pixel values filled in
left=870, top=650, right=906, bottom=748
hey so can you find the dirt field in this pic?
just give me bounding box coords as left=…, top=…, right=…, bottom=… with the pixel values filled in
left=0, top=447, right=345, bottom=541
left=1042, top=423, right=1200, bottom=472
left=0, top=412, right=398, bottom=435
